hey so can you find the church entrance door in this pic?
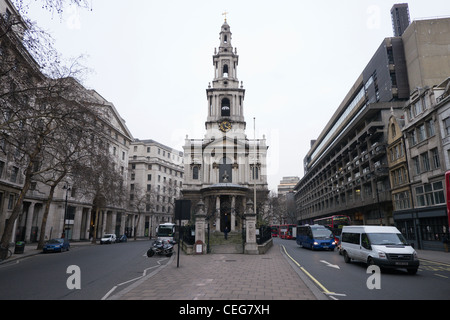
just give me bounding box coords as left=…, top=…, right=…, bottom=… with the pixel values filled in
left=220, top=196, right=231, bottom=232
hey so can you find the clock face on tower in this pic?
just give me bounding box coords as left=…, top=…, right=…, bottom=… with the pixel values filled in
left=219, top=120, right=232, bottom=132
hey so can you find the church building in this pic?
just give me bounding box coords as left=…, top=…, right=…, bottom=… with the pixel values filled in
left=182, top=17, right=269, bottom=254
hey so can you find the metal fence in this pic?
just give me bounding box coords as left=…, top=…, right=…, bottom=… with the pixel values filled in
left=257, top=225, right=272, bottom=245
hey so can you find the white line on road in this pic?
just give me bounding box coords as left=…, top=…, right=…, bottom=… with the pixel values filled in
left=101, top=257, right=168, bottom=300
left=320, top=260, right=340, bottom=269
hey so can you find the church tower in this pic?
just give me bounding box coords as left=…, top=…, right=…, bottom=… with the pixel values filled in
left=205, top=20, right=246, bottom=139
left=182, top=16, right=269, bottom=254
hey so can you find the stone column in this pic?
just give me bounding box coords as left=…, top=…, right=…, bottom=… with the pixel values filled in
left=195, top=200, right=207, bottom=254
left=85, top=208, right=92, bottom=240
left=215, top=196, right=221, bottom=232
left=244, top=200, right=258, bottom=254
left=73, top=207, right=83, bottom=241
left=24, top=202, right=35, bottom=243
left=231, top=196, right=236, bottom=232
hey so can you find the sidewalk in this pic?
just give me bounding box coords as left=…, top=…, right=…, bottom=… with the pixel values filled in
left=416, top=249, right=450, bottom=265
left=109, top=244, right=322, bottom=300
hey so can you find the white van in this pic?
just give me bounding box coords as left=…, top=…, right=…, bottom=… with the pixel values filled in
left=340, top=226, right=419, bottom=274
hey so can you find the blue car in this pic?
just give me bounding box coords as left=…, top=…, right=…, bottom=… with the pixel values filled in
left=43, top=238, right=70, bottom=253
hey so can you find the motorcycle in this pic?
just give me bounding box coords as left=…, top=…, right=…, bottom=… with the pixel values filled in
left=147, top=239, right=175, bottom=257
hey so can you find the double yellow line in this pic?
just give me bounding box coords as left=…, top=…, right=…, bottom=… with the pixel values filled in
left=282, top=245, right=334, bottom=295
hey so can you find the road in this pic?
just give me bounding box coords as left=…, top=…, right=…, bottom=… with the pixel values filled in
left=276, top=237, right=450, bottom=300
left=0, top=240, right=170, bottom=300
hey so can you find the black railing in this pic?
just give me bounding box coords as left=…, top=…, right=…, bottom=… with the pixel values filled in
left=257, top=225, right=272, bottom=245
left=180, top=226, right=195, bottom=245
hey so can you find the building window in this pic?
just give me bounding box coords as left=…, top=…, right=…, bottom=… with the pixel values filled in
left=413, top=157, right=420, bottom=175
left=221, top=98, right=231, bottom=117
left=10, top=166, right=18, bottom=183
left=431, top=148, right=440, bottom=169
left=413, top=100, right=423, bottom=116
left=251, top=165, right=259, bottom=180
left=394, top=191, right=411, bottom=210
left=192, top=166, right=199, bottom=180
left=421, top=152, right=430, bottom=172
left=417, top=124, right=426, bottom=143
left=426, top=119, right=435, bottom=137
left=409, top=130, right=417, bottom=146
left=444, top=118, right=450, bottom=136
left=415, top=181, right=445, bottom=207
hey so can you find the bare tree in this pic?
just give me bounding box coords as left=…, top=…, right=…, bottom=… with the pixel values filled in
left=0, top=76, right=99, bottom=250
left=0, top=1, right=95, bottom=254
left=12, top=0, right=92, bottom=17
left=72, top=148, right=127, bottom=244
left=128, top=185, right=158, bottom=240
left=267, top=191, right=286, bottom=225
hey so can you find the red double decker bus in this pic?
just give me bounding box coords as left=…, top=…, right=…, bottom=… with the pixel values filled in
left=270, top=225, right=280, bottom=237
left=280, top=224, right=297, bottom=240
left=445, top=171, right=450, bottom=233
left=313, top=215, right=351, bottom=241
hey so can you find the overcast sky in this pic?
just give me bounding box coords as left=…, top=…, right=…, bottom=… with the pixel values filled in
left=22, top=0, right=450, bottom=191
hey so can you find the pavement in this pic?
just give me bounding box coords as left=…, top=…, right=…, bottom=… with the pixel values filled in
left=2, top=240, right=450, bottom=301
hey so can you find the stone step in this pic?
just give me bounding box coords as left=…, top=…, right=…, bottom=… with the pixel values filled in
left=209, top=231, right=244, bottom=254
left=210, top=243, right=244, bottom=254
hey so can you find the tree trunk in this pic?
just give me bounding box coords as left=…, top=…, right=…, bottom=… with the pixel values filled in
left=0, top=164, right=33, bottom=250
left=36, top=185, right=56, bottom=250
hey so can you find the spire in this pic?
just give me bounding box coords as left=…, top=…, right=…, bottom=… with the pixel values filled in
left=219, top=18, right=232, bottom=52
left=222, top=11, right=228, bottom=23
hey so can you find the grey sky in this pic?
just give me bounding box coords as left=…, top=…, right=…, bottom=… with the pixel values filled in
left=22, top=0, right=450, bottom=191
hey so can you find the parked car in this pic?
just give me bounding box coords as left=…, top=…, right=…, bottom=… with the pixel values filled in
left=43, top=238, right=70, bottom=253
left=100, top=234, right=117, bottom=244
left=117, top=234, right=127, bottom=243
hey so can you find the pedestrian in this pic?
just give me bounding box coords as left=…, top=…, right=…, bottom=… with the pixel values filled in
left=224, top=226, right=229, bottom=240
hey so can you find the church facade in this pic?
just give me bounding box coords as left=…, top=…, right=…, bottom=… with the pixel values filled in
left=182, top=19, right=269, bottom=254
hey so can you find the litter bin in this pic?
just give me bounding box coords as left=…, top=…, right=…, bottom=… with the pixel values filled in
left=14, top=241, right=25, bottom=254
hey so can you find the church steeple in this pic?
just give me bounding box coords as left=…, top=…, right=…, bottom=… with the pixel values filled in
left=206, top=18, right=246, bottom=137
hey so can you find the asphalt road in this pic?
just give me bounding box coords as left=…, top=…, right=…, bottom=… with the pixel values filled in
left=0, top=240, right=170, bottom=300
left=277, top=237, right=450, bottom=300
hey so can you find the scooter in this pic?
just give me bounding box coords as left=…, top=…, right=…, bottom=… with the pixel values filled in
left=147, top=239, right=175, bottom=257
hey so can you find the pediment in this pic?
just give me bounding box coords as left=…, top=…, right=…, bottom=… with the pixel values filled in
left=89, top=90, right=133, bottom=140
left=202, top=136, right=249, bottom=150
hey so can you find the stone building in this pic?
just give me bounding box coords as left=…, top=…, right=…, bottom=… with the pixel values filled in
left=393, top=77, right=450, bottom=250
left=128, top=139, right=183, bottom=237
left=181, top=19, right=269, bottom=254
left=19, top=88, right=133, bottom=242
left=0, top=0, right=134, bottom=244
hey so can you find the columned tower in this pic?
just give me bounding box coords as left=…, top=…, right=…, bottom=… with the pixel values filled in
left=205, top=20, right=246, bottom=139
left=182, top=17, right=269, bottom=254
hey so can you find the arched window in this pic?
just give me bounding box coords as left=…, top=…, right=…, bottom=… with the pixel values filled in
left=391, top=123, right=396, bottom=139
left=223, top=64, right=229, bottom=78
left=221, top=98, right=230, bottom=117
left=192, top=166, right=199, bottom=180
